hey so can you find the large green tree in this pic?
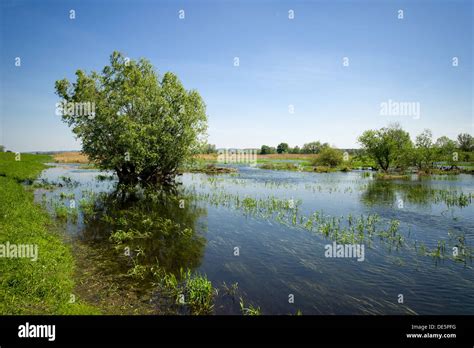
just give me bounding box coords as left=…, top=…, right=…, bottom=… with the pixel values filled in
left=55, top=52, right=207, bottom=187
left=290, top=146, right=301, bottom=154
left=435, top=136, right=457, bottom=162
left=260, top=145, right=276, bottom=154
left=314, top=147, right=343, bottom=167
left=276, top=142, right=289, bottom=154
left=358, top=124, right=412, bottom=172
left=302, top=141, right=328, bottom=154
left=412, top=129, right=435, bottom=171
left=457, top=133, right=473, bottom=152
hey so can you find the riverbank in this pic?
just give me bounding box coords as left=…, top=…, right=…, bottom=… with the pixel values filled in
left=0, top=153, right=98, bottom=314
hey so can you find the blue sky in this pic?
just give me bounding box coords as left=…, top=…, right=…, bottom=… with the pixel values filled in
left=0, top=0, right=472, bottom=152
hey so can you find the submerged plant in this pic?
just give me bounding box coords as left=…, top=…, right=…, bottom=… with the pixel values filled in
left=184, top=270, right=214, bottom=315
left=239, top=297, right=261, bottom=315
left=222, top=282, right=239, bottom=298
left=153, top=268, right=214, bottom=315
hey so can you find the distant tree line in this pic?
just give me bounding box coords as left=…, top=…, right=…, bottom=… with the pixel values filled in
left=197, top=141, right=332, bottom=155
left=196, top=126, right=473, bottom=173
left=358, top=124, right=473, bottom=172
left=260, top=141, right=332, bottom=155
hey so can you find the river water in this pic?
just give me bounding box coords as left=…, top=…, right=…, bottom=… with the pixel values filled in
left=34, top=163, right=474, bottom=314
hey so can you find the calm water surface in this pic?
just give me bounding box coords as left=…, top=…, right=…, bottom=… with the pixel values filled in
left=35, top=163, right=474, bottom=314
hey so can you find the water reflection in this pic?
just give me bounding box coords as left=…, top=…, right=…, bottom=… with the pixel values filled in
left=80, top=188, right=208, bottom=277
left=361, top=180, right=472, bottom=208
left=34, top=165, right=474, bottom=314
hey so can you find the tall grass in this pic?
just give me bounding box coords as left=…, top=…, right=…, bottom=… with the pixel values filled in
left=0, top=153, right=97, bottom=314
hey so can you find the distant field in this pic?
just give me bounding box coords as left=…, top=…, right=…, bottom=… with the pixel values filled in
left=53, top=152, right=319, bottom=164
left=256, top=153, right=317, bottom=161
left=196, top=153, right=317, bottom=161
left=53, top=152, right=89, bottom=163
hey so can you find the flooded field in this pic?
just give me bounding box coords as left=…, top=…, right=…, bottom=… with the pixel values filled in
left=34, top=163, right=474, bottom=315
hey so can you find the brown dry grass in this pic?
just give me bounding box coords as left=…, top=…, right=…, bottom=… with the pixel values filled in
left=196, top=153, right=317, bottom=161
left=53, top=152, right=90, bottom=164
left=257, top=153, right=318, bottom=160
left=53, top=152, right=317, bottom=164
left=196, top=154, right=218, bottom=161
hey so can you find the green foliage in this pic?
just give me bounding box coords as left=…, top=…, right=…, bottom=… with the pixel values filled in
left=276, top=142, right=289, bottom=154
left=435, top=136, right=457, bottom=162
left=239, top=297, right=261, bottom=315
left=184, top=270, right=214, bottom=315
left=349, top=154, right=376, bottom=168
left=154, top=268, right=214, bottom=315
left=302, top=141, right=329, bottom=154
left=55, top=51, right=208, bottom=187
left=0, top=145, right=4, bottom=152
left=260, top=145, right=276, bottom=154
left=313, top=147, right=343, bottom=167
left=358, top=123, right=412, bottom=172
left=313, top=165, right=332, bottom=173
left=290, top=145, right=301, bottom=154
left=198, top=143, right=217, bottom=154
left=457, top=133, right=473, bottom=152
left=412, top=129, right=435, bottom=171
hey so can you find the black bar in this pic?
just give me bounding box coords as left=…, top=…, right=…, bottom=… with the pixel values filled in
left=0, top=315, right=472, bottom=346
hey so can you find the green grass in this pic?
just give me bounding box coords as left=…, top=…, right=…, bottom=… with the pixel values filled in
left=0, top=153, right=98, bottom=314
left=0, top=152, right=52, bottom=182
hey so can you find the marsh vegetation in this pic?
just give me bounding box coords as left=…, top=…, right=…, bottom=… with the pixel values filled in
left=11, top=156, right=469, bottom=315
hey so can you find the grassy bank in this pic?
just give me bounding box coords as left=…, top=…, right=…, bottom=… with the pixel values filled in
left=0, top=153, right=97, bottom=314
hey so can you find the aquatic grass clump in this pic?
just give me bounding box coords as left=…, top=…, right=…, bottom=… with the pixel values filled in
left=59, top=191, right=75, bottom=199
left=153, top=268, right=214, bottom=315
left=193, top=188, right=405, bottom=247
left=221, top=282, right=239, bottom=297
left=31, top=179, right=59, bottom=190
left=79, top=196, right=96, bottom=221
left=52, top=201, right=78, bottom=223
left=428, top=241, right=447, bottom=259
left=59, top=175, right=79, bottom=187
left=362, top=181, right=473, bottom=208
left=300, top=211, right=402, bottom=246
left=185, top=271, right=214, bottom=315
left=414, top=232, right=473, bottom=263
left=192, top=185, right=473, bottom=263
left=196, top=190, right=302, bottom=219
left=239, top=297, right=261, bottom=315
left=54, top=204, right=69, bottom=220
left=442, top=191, right=472, bottom=208
left=96, top=174, right=115, bottom=181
